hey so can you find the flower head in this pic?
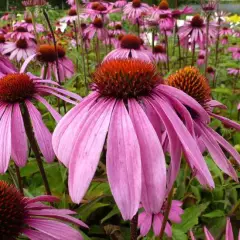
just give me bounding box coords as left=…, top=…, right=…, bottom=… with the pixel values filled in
left=22, top=0, right=47, bottom=7
left=0, top=180, right=87, bottom=239
left=53, top=59, right=215, bottom=221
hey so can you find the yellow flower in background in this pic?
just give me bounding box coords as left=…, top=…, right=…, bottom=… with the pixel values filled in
left=226, top=14, right=240, bottom=23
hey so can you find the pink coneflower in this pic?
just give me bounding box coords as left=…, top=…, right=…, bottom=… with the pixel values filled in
left=168, top=67, right=240, bottom=183
left=22, top=0, right=47, bottom=6
left=219, top=26, right=233, bottom=36
left=197, top=53, right=205, bottom=66
left=104, top=34, right=153, bottom=62
left=151, top=0, right=172, bottom=20
left=206, top=66, right=216, bottom=79
left=53, top=59, right=214, bottom=220
left=159, top=14, right=175, bottom=34
left=153, top=45, right=168, bottom=63
left=67, top=0, right=75, bottom=6
left=114, top=0, right=127, bottom=8
left=178, top=15, right=217, bottom=46
left=2, top=39, right=37, bottom=62
left=171, top=6, right=193, bottom=19
left=138, top=200, right=184, bottom=237
left=83, top=3, right=118, bottom=21
left=0, top=68, right=81, bottom=173
left=123, top=0, right=150, bottom=23
left=0, top=54, right=16, bottom=77
left=37, top=45, right=75, bottom=82
left=84, top=17, right=108, bottom=40
left=14, top=17, right=45, bottom=33
left=227, top=68, right=240, bottom=76
left=60, top=7, right=79, bottom=24
left=221, top=35, right=228, bottom=45
left=231, top=47, right=240, bottom=60
left=200, top=0, right=218, bottom=12
left=190, top=218, right=237, bottom=240
left=0, top=180, right=87, bottom=239
left=234, top=29, right=240, bottom=38
left=108, top=22, right=126, bottom=35
left=1, top=13, right=11, bottom=21
left=5, top=26, right=35, bottom=40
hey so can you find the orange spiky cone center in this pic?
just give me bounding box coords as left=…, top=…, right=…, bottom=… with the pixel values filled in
left=191, top=15, right=204, bottom=28
left=167, top=66, right=211, bottom=106
left=37, top=44, right=57, bottom=63
left=93, top=59, right=162, bottom=99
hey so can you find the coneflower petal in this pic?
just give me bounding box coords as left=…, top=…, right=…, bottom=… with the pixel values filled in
left=107, top=100, right=141, bottom=220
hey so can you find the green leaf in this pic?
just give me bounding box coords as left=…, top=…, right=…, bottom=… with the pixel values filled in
left=101, top=206, right=120, bottom=223
left=172, top=228, right=188, bottom=240
left=173, top=202, right=209, bottom=233
left=203, top=210, right=225, bottom=218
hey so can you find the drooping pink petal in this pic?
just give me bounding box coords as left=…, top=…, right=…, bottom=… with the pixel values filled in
left=22, top=229, right=56, bottom=240
left=226, top=218, right=234, bottom=240
left=204, top=226, right=215, bottom=240
left=11, top=103, right=28, bottom=167
left=153, top=213, right=163, bottom=236
left=20, top=53, right=37, bottom=73
left=0, top=105, right=12, bottom=173
left=148, top=96, right=214, bottom=188
left=139, top=212, right=152, bottom=236
left=69, top=99, right=115, bottom=204
left=25, top=219, right=83, bottom=240
left=26, top=195, right=59, bottom=204
left=107, top=100, right=141, bottom=220
left=196, top=123, right=238, bottom=181
left=28, top=209, right=88, bottom=228
left=156, top=85, right=209, bottom=123
left=128, top=99, right=166, bottom=214
left=25, top=100, right=55, bottom=163
left=189, top=230, right=196, bottom=240
left=52, top=93, right=98, bottom=167
left=210, top=112, right=240, bottom=131
left=34, top=95, right=61, bottom=122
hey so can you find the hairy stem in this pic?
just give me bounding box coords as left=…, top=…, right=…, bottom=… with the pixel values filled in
left=15, top=163, right=24, bottom=195
left=22, top=104, right=52, bottom=196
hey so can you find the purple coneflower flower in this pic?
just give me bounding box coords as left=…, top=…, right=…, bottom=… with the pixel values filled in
left=1, top=13, right=11, bottom=21
left=168, top=66, right=240, bottom=183
left=0, top=67, right=81, bottom=173
left=153, top=45, right=168, bottom=63
left=104, top=34, right=153, bottom=62
left=108, top=22, right=126, bottom=35
left=114, top=0, right=127, bottom=8
left=171, top=6, right=193, bottom=19
left=206, top=66, right=216, bottom=79
left=84, top=17, right=108, bottom=40
left=178, top=14, right=217, bottom=47
left=14, top=17, right=45, bottom=33
left=2, top=38, right=37, bottom=62
left=197, top=53, right=206, bottom=66
left=60, top=7, right=79, bottom=24
left=151, top=0, right=172, bottom=20
left=67, top=0, right=75, bottom=6
left=221, top=35, right=228, bottom=45
left=138, top=200, right=184, bottom=237
left=227, top=68, right=240, bottom=77
left=231, top=47, right=240, bottom=60
left=53, top=59, right=214, bottom=220
left=0, top=180, right=87, bottom=239
left=219, top=26, right=233, bottom=36
left=5, top=26, right=35, bottom=41
left=123, top=0, right=150, bottom=24
left=200, top=0, right=218, bottom=13
left=22, top=0, right=47, bottom=6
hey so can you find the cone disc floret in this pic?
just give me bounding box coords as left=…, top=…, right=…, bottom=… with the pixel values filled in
left=191, top=15, right=204, bottom=28
left=120, top=34, right=141, bottom=50
left=158, top=0, right=169, bottom=10
left=93, top=59, right=161, bottom=99
left=0, top=181, right=25, bottom=239
left=37, top=44, right=57, bottom=63
left=168, top=66, right=211, bottom=106
left=16, top=39, right=28, bottom=49
left=132, top=0, right=141, bottom=8
left=0, top=73, right=35, bottom=103
left=153, top=45, right=166, bottom=53
left=15, top=26, right=28, bottom=32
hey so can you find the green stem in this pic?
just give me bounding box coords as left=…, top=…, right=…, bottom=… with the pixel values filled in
left=15, top=163, right=24, bottom=195
left=22, top=104, right=52, bottom=196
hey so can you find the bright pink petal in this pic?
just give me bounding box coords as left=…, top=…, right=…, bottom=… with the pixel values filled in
left=204, top=226, right=214, bottom=240
left=25, top=100, right=55, bottom=163
left=139, top=212, right=152, bottom=236
left=11, top=103, right=28, bottom=167
left=128, top=99, right=166, bottom=213
left=226, top=218, right=234, bottom=240
left=69, top=99, right=115, bottom=204
left=0, top=105, right=12, bottom=173
left=107, top=100, right=141, bottom=220
left=153, top=213, right=163, bottom=236
left=22, top=229, right=56, bottom=240
left=25, top=219, right=83, bottom=240
left=52, top=93, right=98, bottom=167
